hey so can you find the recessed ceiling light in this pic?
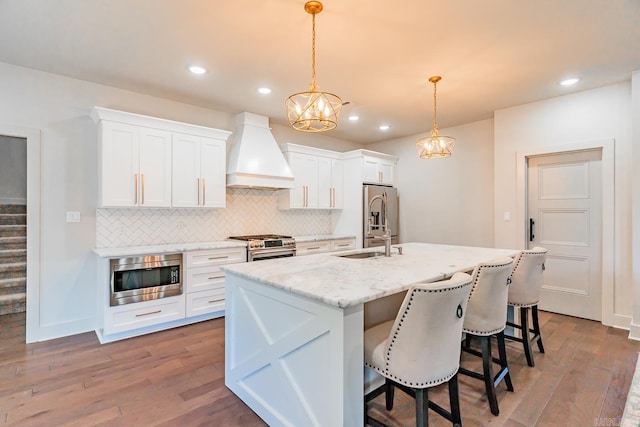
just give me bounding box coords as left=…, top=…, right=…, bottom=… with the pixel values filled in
left=188, top=65, right=207, bottom=75
left=379, top=125, right=390, bottom=131
left=560, top=78, right=580, bottom=86
left=258, top=87, right=272, bottom=94
left=348, top=115, right=359, bottom=121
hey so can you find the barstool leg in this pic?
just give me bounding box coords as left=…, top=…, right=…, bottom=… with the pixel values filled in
left=415, top=388, right=429, bottom=427
left=448, top=373, right=462, bottom=426
left=532, top=305, right=545, bottom=353
left=385, top=379, right=395, bottom=410
left=520, top=307, right=535, bottom=367
left=480, top=336, right=499, bottom=416
left=496, top=331, right=514, bottom=392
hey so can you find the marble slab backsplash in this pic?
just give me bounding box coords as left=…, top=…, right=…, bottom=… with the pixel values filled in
left=96, top=188, right=332, bottom=248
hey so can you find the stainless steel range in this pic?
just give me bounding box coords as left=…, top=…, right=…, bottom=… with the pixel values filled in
left=229, top=234, right=297, bottom=262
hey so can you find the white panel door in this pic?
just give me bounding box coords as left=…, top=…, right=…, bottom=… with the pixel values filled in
left=288, top=152, right=318, bottom=209
left=527, top=150, right=602, bottom=320
left=138, top=127, right=172, bottom=207
left=99, top=121, right=139, bottom=207
left=199, top=138, right=226, bottom=208
left=172, top=133, right=200, bottom=207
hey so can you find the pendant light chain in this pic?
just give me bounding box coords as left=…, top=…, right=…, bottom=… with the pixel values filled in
left=432, top=79, right=438, bottom=134
left=310, top=12, right=317, bottom=91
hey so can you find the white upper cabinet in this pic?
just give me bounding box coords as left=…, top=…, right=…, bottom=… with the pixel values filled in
left=172, top=133, right=226, bottom=208
left=98, top=121, right=171, bottom=208
left=92, top=107, right=230, bottom=209
left=362, top=155, right=395, bottom=186
left=278, top=144, right=343, bottom=210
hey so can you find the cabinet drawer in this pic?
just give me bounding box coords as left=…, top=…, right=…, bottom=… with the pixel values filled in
left=296, top=241, right=331, bottom=256
left=185, top=248, right=246, bottom=268
left=186, top=266, right=225, bottom=293
left=104, top=295, right=185, bottom=335
left=331, top=239, right=356, bottom=251
left=186, top=288, right=225, bottom=317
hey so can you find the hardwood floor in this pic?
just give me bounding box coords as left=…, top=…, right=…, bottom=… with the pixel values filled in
left=0, top=310, right=637, bottom=426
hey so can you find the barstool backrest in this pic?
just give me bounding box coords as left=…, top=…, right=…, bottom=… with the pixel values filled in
left=463, top=257, right=515, bottom=336
left=383, top=272, right=473, bottom=387
left=509, top=247, right=547, bottom=306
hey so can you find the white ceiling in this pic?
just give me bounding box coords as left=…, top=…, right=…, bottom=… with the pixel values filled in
left=0, top=0, right=638, bottom=144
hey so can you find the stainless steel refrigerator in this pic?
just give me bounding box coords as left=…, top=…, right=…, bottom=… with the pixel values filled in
left=363, top=184, right=399, bottom=248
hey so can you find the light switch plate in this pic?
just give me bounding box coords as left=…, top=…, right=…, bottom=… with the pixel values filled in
left=66, top=211, right=81, bottom=223
left=503, top=211, right=511, bottom=221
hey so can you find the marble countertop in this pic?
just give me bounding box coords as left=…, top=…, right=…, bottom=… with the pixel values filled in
left=294, top=234, right=356, bottom=243
left=93, top=240, right=247, bottom=258
left=222, top=242, right=520, bottom=308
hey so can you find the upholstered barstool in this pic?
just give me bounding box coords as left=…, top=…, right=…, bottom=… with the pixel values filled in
left=505, top=247, right=547, bottom=367
left=459, top=257, right=514, bottom=416
left=364, top=272, right=473, bottom=427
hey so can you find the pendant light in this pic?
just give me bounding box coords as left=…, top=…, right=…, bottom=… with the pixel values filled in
left=286, top=1, right=342, bottom=132
left=416, top=76, right=455, bottom=159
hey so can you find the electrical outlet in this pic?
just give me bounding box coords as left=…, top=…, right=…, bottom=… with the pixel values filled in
left=66, top=211, right=81, bottom=223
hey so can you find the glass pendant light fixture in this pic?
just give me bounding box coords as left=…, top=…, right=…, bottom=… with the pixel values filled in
left=286, top=1, right=342, bottom=132
left=416, top=76, right=455, bottom=159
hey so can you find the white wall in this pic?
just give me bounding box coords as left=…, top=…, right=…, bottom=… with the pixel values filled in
left=494, top=82, right=633, bottom=328
left=0, top=61, right=358, bottom=341
left=631, top=71, right=640, bottom=338
left=369, top=119, right=495, bottom=247
left=0, top=135, right=27, bottom=204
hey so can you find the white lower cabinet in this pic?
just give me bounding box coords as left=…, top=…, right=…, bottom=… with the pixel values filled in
left=104, top=295, right=186, bottom=335
left=296, top=237, right=357, bottom=256
left=184, top=247, right=247, bottom=317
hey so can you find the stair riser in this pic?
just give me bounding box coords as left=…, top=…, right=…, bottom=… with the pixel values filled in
left=0, top=227, right=26, bottom=238
left=0, top=296, right=26, bottom=315
left=0, top=269, right=26, bottom=281
left=0, top=216, right=26, bottom=226
left=0, top=205, right=26, bottom=215
left=0, top=283, right=26, bottom=296
left=0, top=239, right=27, bottom=250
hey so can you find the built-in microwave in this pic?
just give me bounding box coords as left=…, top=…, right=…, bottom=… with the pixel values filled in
left=109, top=253, right=182, bottom=306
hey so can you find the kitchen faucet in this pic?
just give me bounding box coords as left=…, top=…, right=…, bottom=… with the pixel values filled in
left=367, top=192, right=393, bottom=257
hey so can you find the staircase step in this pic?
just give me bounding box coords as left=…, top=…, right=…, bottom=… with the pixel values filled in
left=0, top=236, right=26, bottom=250
left=0, top=225, right=26, bottom=238
left=0, top=205, right=26, bottom=215
left=0, top=263, right=26, bottom=281
left=0, top=214, right=26, bottom=226
left=0, top=249, right=26, bottom=264
left=0, top=293, right=26, bottom=315
left=0, top=278, right=26, bottom=295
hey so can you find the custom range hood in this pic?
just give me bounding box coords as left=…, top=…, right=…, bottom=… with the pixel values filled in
left=226, top=112, right=294, bottom=189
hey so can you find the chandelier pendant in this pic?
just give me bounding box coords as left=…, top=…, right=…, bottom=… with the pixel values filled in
left=416, top=76, right=456, bottom=159
left=286, top=1, right=342, bottom=132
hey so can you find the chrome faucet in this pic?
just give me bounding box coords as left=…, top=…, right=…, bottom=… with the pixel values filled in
left=367, top=192, right=393, bottom=257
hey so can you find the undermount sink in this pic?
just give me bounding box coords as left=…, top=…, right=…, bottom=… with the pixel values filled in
left=337, top=251, right=385, bottom=259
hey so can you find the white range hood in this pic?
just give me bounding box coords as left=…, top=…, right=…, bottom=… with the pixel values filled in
left=226, top=112, right=294, bottom=189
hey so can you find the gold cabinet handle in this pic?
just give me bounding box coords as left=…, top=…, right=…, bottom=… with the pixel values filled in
left=134, top=173, right=139, bottom=205
left=208, top=274, right=225, bottom=280
left=337, top=243, right=350, bottom=247
left=208, top=255, right=229, bottom=260
left=202, top=178, right=206, bottom=206
left=197, top=178, right=200, bottom=205
left=135, top=309, right=161, bottom=317
left=141, top=173, right=145, bottom=205
left=306, top=246, right=321, bottom=250
left=208, top=297, right=225, bottom=303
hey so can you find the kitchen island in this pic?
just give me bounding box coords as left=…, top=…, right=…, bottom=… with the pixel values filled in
left=222, top=242, right=519, bottom=427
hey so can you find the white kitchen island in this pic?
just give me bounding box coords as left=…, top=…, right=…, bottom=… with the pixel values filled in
left=222, top=243, right=519, bottom=427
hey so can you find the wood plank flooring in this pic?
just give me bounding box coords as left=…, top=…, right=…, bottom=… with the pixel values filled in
left=0, top=311, right=637, bottom=426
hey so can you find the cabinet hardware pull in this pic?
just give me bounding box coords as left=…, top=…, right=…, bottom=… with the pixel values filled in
left=307, top=246, right=320, bottom=250
left=197, top=178, right=200, bottom=205
left=141, top=173, right=145, bottom=205
left=202, top=178, right=206, bottom=206
left=529, top=218, right=535, bottom=242
left=337, top=243, right=350, bottom=247
left=208, top=298, right=225, bottom=303
left=134, top=173, right=139, bottom=205
left=208, top=255, right=229, bottom=260
left=135, top=309, right=161, bottom=317
left=208, top=274, right=225, bottom=279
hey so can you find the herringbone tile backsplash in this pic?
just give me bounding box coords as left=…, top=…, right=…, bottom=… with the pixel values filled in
left=96, top=188, right=332, bottom=248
